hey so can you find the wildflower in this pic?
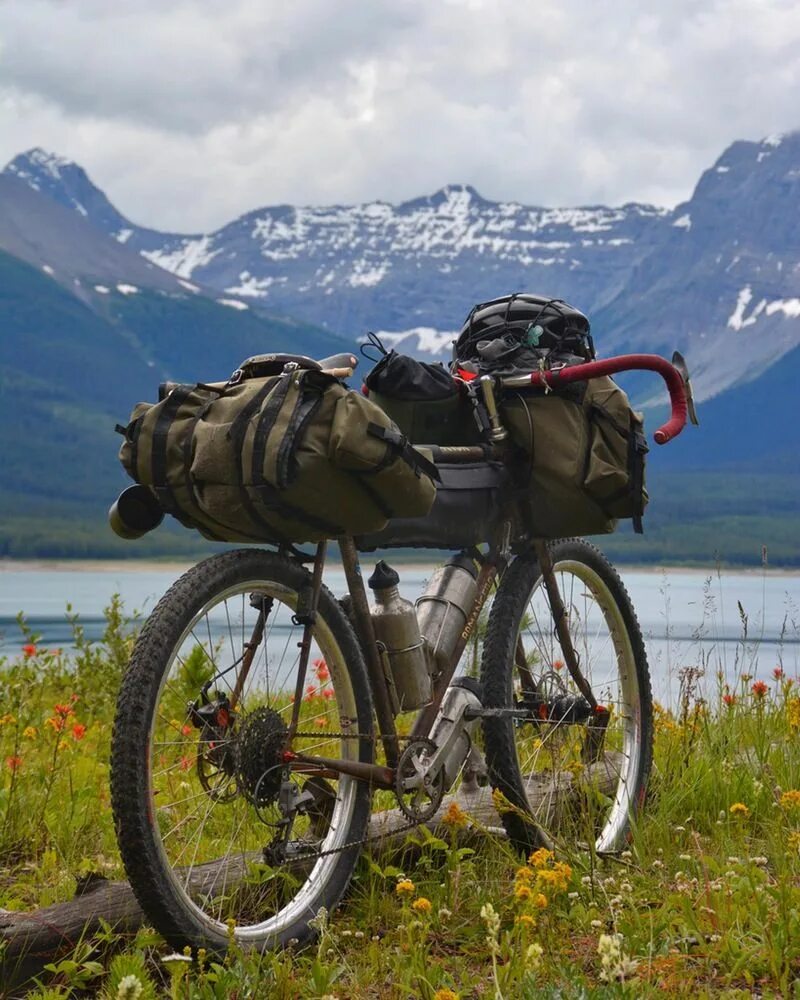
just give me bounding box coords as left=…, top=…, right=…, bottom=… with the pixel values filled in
left=181, top=724, right=192, bottom=737
left=553, top=659, right=564, bottom=671
left=780, top=790, right=800, bottom=809
left=750, top=856, right=768, bottom=867
left=679, top=854, right=691, bottom=861
left=313, top=658, right=330, bottom=682
left=315, top=717, right=328, bottom=728
left=492, top=787, right=513, bottom=814
left=774, top=667, right=785, bottom=680
left=515, top=866, right=534, bottom=884
left=598, top=932, right=638, bottom=982
left=751, top=681, right=768, bottom=699
left=0, top=713, right=16, bottom=726
left=525, top=941, right=544, bottom=971
left=515, top=914, right=536, bottom=928
left=5, top=755, right=22, bottom=772
left=22, top=726, right=37, bottom=739
left=322, top=688, right=335, bottom=700
left=58, top=739, right=69, bottom=751
left=480, top=902, right=501, bottom=956
left=412, top=897, right=432, bottom=914
left=788, top=698, right=800, bottom=731
left=116, top=974, right=144, bottom=1000
left=534, top=892, right=548, bottom=909
left=729, top=802, right=750, bottom=817
left=71, top=723, right=87, bottom=741
left=304, top=685, right=317, bottom=701
left=442, top=800, right=468, bottom=828
left=433, top=990, right=460, bottom=1000
left=538, top=861, right=572, bottom=892
left=21, top=643, right=37, bottom=657
left=179, top=756, right=192, bottom=772
left=395, top=879, right=415, bottom=896
left=54, top=702, right=75, bottom=718
left=515, top=884, right=533, bottom=902
left=438, top=907, right=452, bottom=921
left=529, top=847, right=554, bottom=869
left=590, top=919, right=603, bottom=929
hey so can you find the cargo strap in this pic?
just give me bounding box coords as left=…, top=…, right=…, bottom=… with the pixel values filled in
left=366, top=423, right=442, bottom=483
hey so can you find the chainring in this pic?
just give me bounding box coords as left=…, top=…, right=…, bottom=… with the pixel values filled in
left=395, top=737, right=445, bottom=823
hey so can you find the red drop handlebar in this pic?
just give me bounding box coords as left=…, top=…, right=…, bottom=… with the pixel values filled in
left=498, top=353, right=691, bottom=445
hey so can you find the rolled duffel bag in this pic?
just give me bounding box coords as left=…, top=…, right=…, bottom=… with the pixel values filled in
left=357, top=461, right=509, bottom=551
left=501, top=376, right=649, bottom=538
left=117, top=366, right=438, bottom=544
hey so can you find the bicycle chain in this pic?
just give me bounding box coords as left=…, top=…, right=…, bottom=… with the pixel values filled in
left=271, top=730, right=431, bottom=864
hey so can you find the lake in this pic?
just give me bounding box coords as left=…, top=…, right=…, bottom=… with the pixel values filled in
left=1, top=560, right=798, bottom=705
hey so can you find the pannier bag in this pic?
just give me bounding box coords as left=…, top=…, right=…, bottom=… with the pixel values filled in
left=117, top=363, right=438, bottom=544
left=363, top=334, right=482, bottom=446
left=501, top=377, right=648, bottom=538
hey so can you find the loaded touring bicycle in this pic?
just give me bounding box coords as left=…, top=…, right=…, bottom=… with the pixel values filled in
left=108, top=294, right=697, bottom=953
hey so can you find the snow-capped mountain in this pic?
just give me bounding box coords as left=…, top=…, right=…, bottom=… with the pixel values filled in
left=4, top=133, right=800, bottom=405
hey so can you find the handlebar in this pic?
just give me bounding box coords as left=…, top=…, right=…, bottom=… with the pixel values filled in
left=497, top=353, right=691, bottom=445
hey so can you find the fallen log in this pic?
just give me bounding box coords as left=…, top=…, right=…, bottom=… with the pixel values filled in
left=0, top=753, right=621, bottom=981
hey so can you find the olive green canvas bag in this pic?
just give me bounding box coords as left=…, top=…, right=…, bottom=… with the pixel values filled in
left=501, top=376, right=648, bottom=538
left=117, top=367, right=438, bottom=544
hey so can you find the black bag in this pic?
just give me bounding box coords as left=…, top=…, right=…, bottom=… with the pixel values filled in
left=363, top=334, right=483, bottom=446
left=453, top=293, right=594, bottom=375
left=357, top=461, right=509, bottom=550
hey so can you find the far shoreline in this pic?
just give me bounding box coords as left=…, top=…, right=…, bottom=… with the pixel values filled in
left=1, top=558, right=798, bottom=577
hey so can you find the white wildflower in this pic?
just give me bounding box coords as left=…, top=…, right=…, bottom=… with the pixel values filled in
left=116, top=975, right=144, bottom=1000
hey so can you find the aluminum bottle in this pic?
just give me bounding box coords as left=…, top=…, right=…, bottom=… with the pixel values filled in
left=368, top=561, right=432, bottom=712
left=416, top=554, right=479, bottom=679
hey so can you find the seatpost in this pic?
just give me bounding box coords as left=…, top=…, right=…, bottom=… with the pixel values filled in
left=479, top=375, right=508, bottom=443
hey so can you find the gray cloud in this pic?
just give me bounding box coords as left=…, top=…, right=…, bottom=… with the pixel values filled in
left=0, top=0, right=798, bottom=231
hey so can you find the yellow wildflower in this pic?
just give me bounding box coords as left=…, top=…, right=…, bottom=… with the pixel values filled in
left=515, top=884, right=533, bottom=902
left=442, top=801, right=468, bottom=828
left=22, top=726, right=37, bottom=739
left=515, top=914, right=536, bottom=928
left=788, top=831, right=800, bottom=852
left=492, top=787, right=513, bottom=814
left=729, top=802, right=750, bottom=818
left=395, top=879, right=415, bottom=896
left=515, top=866, right=534, bottom=884
left=529, top=848, right=554, bottom=869
left=57, top=739, right=69, bottom=752
left=787, top=697, right=800, bottom=732
left=0, top=713, right=17, bottom=726
left=780, top=790, right=800, bottom=809
left=412, top=897, right=432, bottom=914
left=534, top=892, right=548, bottom=909
left=537, top=861, right=572, bottom=893
left=433, top=990, right=459, bottom=1000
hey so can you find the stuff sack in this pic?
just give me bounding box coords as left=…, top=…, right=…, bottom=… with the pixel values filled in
left=117, top=365, right=438, bottom=544
left=363, top=334, right=483, bottom=446
left=502, top=376, right=648, bottom=538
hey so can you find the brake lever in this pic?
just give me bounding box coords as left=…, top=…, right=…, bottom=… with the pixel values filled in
left=671, top=351, right=700, bottom=426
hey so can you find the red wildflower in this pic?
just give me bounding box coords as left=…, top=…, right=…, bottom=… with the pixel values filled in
left=553, top=659, right=564, bottom=671
left=313, top=658, right=330, bottom=682
left=6, top=755, right=22, bottom=772
left=71, top=723, right=86, bottom=741
left=54, top=702, right=75, bottom=719
left=181, top=724, right=193, bottom=737
left=752, top=681, right=769, bottom=699
left=774, top=667, right=784, bottom=680
left=322, top=688, right=335, bottom=700
left=723, top=693, right=736, bottom=707
left=304, top=685, right=317, bottom=702
left=180, top=756, right=193, bottom=771
left=21, top=644, right=37, bottom=658
left=315, top=717, right=328, bottom=728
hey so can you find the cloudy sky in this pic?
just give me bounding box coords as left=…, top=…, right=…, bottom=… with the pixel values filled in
left=0, top=0, right=798, bottom=231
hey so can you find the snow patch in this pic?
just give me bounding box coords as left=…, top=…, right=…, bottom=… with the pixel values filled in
left=225, top=272, right=276, bottom=298
left=143, top=236, right=220, bottom=279
left=716, top=166, right=730, bottom=173
left=94, top=285, right=110, bottom=294
left=348, top=262, right=389, bottom=287
left=763, top=133, right=784, bottom=148
left=371, top=328, right=456, bottom=356
left=116, top=283, right=138, bottom=295
left=116, top=228, right=133, bottom=244
left=178, top=279, right=200, bottom=293
left=673, top=214, right=692, bottom=230
left=217, top=298, right=249, bottom=310
left=765, top=297, right=800, bottom=320
left=41, top=264, right=54, bottom=275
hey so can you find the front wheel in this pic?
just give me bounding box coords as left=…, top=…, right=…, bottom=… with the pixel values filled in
left=111, top=549, right=374, bottom=954
left=480, top=538, right=653, bottom=855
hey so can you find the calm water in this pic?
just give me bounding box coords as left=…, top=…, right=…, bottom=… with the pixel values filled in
left=1, top=561, right=798, bottom=705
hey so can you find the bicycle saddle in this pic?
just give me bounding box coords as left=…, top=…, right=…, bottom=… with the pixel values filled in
left=235, top=352, right=359, bottom=380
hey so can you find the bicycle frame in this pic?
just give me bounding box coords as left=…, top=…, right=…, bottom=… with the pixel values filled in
left=280, top=350, right=695, bottom=789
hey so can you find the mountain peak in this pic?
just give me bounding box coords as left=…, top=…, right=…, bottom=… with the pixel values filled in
left=6, top=147, right=79, bottom=182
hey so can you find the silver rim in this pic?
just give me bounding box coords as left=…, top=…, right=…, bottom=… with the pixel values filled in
left=512, top=558, right=642, bottom=852
left=146, top=578, right=360, bottom=942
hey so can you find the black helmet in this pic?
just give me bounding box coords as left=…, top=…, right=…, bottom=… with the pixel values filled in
left=453, top=293, right=594, bottom=372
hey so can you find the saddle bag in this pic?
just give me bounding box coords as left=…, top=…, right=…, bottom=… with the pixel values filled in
left=501, top=376, right=648, bottom=538
left=117, top=365, right=438, bottom=544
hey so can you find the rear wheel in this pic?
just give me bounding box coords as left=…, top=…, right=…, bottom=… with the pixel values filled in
left=111, top=549, right=374, bottom=953
left=480, top=539, right=652, bottom=854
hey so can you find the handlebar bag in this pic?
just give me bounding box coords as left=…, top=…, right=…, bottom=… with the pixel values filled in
left=117, top=368, right=438, bottom=544
left=363, top=342, right=483, bottom=447
left=501, top=375, right=648, bottom=538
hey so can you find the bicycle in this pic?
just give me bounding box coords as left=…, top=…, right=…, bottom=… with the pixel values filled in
left=110, top=349, right=694, bottom=953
